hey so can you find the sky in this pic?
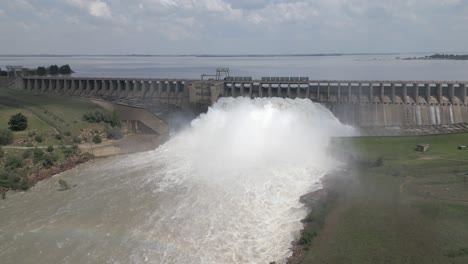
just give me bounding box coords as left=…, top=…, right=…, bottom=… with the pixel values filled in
left=1, top=0, right=468, bottom=55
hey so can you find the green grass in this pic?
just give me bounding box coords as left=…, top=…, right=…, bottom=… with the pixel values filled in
left=302, top=134, right=468, bottom=264
left=0, top=89, right=110, bottom=192
left=0, top=89, right=107, bottom=146
left=346, top=133, right=468, bottom=161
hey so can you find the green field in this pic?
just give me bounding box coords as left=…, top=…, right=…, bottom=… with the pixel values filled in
left=0, top=88, right=107, bottom=146
left=301, top=134, right=468, bottom=264
left=0, top=89, right=114, bottom=192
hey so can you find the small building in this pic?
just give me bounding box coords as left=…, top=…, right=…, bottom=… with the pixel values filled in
left=416, top=144, right=430, bottom=152
left=458, top=146, right=467, bottom=150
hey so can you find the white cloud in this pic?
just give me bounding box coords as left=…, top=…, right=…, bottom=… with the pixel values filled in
left=66, top=0, right=112, bottom=18
left=89, top=1, right=111, bottom=17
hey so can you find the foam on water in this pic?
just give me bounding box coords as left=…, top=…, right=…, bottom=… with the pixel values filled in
left=0, top=98, right=354, bottom=264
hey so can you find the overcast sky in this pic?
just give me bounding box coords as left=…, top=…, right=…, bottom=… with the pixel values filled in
left=1, top=0, right=467, bottom=55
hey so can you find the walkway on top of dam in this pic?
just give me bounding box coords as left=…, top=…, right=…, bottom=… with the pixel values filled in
left=22, top=76, right=468, bottom=84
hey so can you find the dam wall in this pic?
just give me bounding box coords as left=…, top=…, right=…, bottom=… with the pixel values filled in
left=20, top=77, right=188, bottom=108
left=17, top=77, right=468, bottom=130
left=209, top=79, right=468, bottom=127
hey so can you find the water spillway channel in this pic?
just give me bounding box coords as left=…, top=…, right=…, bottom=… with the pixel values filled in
left=0, top=98, right=354, bottom=264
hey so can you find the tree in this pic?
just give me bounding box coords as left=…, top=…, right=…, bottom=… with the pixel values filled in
left=0, top=129, right=14, bottom=146
left=8, top=113, right=28, bottom=131
left=36, top=66, right=47, bottom=76
left=48, top=65, right=59, bottom=75
left=59, top=64, right=73, bottom=75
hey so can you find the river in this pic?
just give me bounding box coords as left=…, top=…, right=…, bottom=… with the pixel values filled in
left=0, top=98, right=354, bottom=264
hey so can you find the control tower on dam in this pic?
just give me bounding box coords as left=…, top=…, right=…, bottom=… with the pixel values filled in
left=14, top=76, right=468, bottom=135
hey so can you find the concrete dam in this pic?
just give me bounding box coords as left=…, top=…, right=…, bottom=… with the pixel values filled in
left=14, top=76, right=468, bottom=136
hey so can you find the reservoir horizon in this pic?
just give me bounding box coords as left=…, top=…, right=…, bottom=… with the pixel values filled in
left=2, top=54, right=468, bottom=81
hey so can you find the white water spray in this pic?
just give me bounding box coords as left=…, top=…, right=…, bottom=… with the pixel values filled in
left=0, top=98, right=354, bottom=264
left=129, top=98, right=354, bottom=263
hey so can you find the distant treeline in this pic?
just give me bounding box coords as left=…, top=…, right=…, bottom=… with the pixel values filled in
left=0, top=65, right=74, bottom=76
left=401, top=54, right=468, bottom=60
left=427, top=54, right=468, bottom=60
left=33, top=65, right=74, bottom=76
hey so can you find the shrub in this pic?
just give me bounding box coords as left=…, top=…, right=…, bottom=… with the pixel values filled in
left=28, top=131, right=36, bottom=137
left=47, top=145, right=54, bottom=153
left=34, top=135, right=43, bottom=143
left=110, top=111, right=121, bottom=127
left=0, top=147, right=4, bottom=158
left=25, top=142, right=34, bottom=147
left=42, top=155, right=55, bottom=168
left=62, top=145, right=79, bottom=158
left=8, top=113, right=28, bottom=131
left=72, top=136, right=81, bottom=144
left=55, top=134, right=62, bottom=140
left=0, top=169, right=29, bottom=190
left=92, top=135, right=102, bottom=144
left=105, top=126, right=123, bottom=139
left=5, top=155, right=24, bottom=170
left=22, top=149, right=32, bottom=159
left=82, top=110, right=111, bottom=124
left=0, top=129, right=14, bottom=146
left=82, top=110, right=120, bottom=127
left=33, top=148, right=44, bottom=163
left=64, top=131, right=71, bottom=137
left=72, top=144, right=79, bottom=152
left=63, top=148, right=73, bottom=158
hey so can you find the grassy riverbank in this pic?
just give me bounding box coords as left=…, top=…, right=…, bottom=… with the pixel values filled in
left=296, top=133, right=468, bottom=263
left=0, top=89, right=125, bottom=194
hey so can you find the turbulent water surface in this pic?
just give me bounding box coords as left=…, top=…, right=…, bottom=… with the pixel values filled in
left=0, top=98, right=354, bottom=264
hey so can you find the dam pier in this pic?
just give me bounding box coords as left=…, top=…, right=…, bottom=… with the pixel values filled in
left=9, top=76, right=468, bottom=136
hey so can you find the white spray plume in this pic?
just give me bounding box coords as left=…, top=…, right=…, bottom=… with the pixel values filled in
left=135, top=97, right=355, bottom=263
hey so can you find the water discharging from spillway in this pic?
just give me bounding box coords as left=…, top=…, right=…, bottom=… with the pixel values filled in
left=0, top=98, right=355, bottom=264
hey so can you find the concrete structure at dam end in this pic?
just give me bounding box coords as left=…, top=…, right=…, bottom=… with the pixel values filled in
left=7, top=76, right=468, bottom=136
